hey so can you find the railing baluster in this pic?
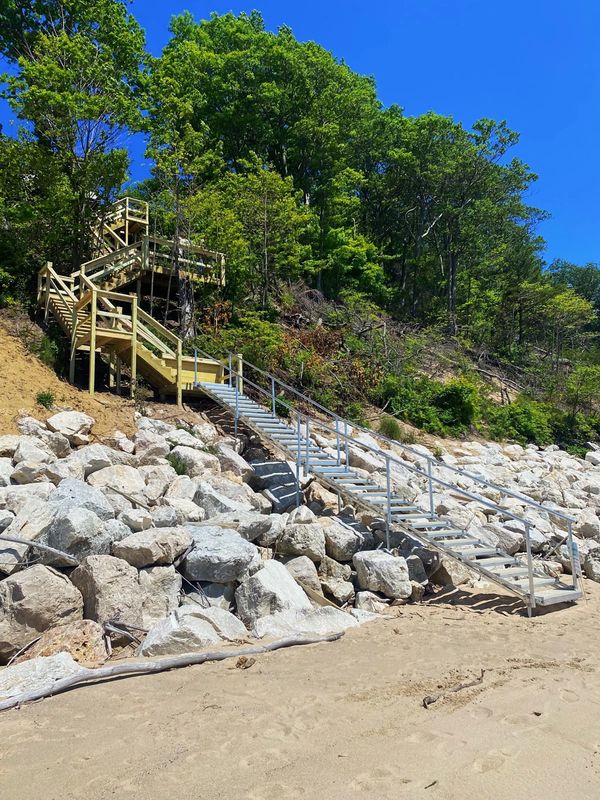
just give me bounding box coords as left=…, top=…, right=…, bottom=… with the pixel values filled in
left=271, top=377, right=276, bottom=415
left=296, top=414, right=302, bottom=507
left=385, top=456, right=392, bottom=550
left=524, top=522, right=536, bottom=618
left=427, top=459, right=435, bottom=517
left=305, top=417, right=311, bottom=473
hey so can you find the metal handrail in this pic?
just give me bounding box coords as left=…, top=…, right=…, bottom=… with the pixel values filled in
left=234, top=369, right=580, bottom=609
left=216, top=348, right=576, bottom=524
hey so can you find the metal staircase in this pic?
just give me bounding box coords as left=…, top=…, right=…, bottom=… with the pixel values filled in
left=197, top=357, right=582, bottom=616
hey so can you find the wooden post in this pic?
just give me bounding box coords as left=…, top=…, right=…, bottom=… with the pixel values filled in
left=176, top=339, right=183, bottom=407
left=69, top=302, right=78, bottom=385
left=108, top=351, right=116, bottom=388
left=130, top=296, right=137, bottom=400
left=136, top=277, right=142, bottom=303
left=236, top=352, right=244, bottom=394
left=43, top=261, right=52, bottom=321
left=88, top=288, right=97, bottom=396
left=141, top=235, right=149, bottom=271
left=116, top=356, right=122, bottom=395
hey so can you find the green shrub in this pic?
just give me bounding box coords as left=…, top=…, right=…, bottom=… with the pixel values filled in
left=379, top=414, right=402, bottom=440
left=486, top=399, right=553, bottom=446
left=167, top=453, right=188, bottom=476
left=35, top=390, right=54, bottom=409
left=345, top=401, right=370, bottom=427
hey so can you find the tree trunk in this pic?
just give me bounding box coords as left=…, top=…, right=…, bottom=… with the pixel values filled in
left=447, top=249, right=458, bottom=336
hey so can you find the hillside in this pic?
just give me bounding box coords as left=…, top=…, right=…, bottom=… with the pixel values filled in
left=0, top=312, right=135, bottom=437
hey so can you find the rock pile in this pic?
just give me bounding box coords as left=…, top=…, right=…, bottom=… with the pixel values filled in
left=0, top=409, right=426, bottom=669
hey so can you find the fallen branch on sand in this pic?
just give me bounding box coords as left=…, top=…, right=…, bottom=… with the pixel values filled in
left=422, top=669, right=485, bottom=708
left=0, top=632, right=344, bottom=713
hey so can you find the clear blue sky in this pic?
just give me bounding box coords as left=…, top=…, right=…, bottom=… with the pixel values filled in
left=2, top=1, right=599, bottom=265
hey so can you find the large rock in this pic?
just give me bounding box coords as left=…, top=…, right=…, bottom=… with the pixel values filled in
left=12, top=437, right=53, bottom=465
left=0, top=457, right=13, bottom=487
left=138, top=607, right=223, bottom=656
left=87, top=465, right=147, bottom=499
left=253, top=607, right=358, bottom=639
left=0, top=566, right=84, bottom=662
left=181, top=605, right=248, bottom=641
left=48, top=479, right=114, bottom=521
left=204, top=474, right=271, bottom=514
left=319, top=557, right=355, bottom=604
left=193, top=480, right=253, bottom=516
left=67, top=443, right=113, bottom=477
left=214, top=444, right=254, bottom=482
left=140, top=464, right=177, bottom=503
left=44, top=507, right=110, bottom=565
left=305, top=481, right=339, bottom=515
left=46, top=411, right=94, bottom=445
left=353, top=551, right=412, bottom=600
left=0, top=652, right=83, bottom=701
left=250, top=460, right=302, bottom=513
left=430, top=555, right=472, bottom=587
left=139, top=566, right=182, bottom=628
left=235, top=560, right=312, bottom=628
left=113, top=527, right=191, bottom=568
left=0, top=499, right=57, bottom=575
left=119, top=508, right=152, bottom=532
left=348, top=446, right=384, bottom=473
left=10, top=460, right=50, bottom=485
left=585, top=450, right=600, bottom=467
left=134, top=429, right=170, bottom=464
left=324, top=520, right=368, bottom=562
left=165, top=429, right=206, bottom=450
left=194, top=510, right=275, bottom=542
left=182, top=526, right=258, bottom=583
left=13, top=620, right=108, bottom=666
left=574, top=508, right=600, bottom=539
left=283, top=555, right=322, bottom=594
left=0, top=435, right=21, bottom=457
left=69, top=555, right=142, bottom=628
left=277, top=523, right=326, bottom=562
left=584, top=551, right=600, bottom=583
left=169, top=446, right=221, bottom=478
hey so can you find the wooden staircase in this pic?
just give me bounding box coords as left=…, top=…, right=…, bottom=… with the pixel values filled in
left=38, top=198, right=227, bottom=403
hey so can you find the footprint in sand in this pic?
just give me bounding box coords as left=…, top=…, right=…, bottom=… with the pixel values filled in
left=468, top=705, right=494, bottom=720
left=246, top=782, right=306, bottom=799
left=472, top=751, right=506, bottom=773
left=349, top=765, right=411, bottom=792
left=559, top=688, right=579, bottom=704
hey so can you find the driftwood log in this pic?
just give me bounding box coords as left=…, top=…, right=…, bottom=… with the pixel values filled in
left=0, top=535, right=80, bottom=567
left=422, top=669, right=485, bottom=708
left=0, top=632, right=344, bottom=713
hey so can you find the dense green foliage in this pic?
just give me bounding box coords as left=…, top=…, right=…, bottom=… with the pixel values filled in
left=1, top=5, right=599, bottom=450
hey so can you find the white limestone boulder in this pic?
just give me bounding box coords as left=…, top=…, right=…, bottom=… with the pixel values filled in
left=46, top=411, right=94, bottom=445
left=70, top=555, right=142, bottom=628
left=139, top=565, right=182, bottom=628
left=235, top=559, right=311, bottom=629
left=113, top=527, right=192, bottom=568
left=278, top=523, right=326, bottom=562
left=169, top=446, right=221, bottom=478
left=283, top=555, right=322, bottom=594
left=353, top=551, right=412, bottom=599
left=253, top=607, right=358, bottom=639
left=182, top=526, right=258, bottom=583
left=138, top=607, right=222, bottom=656
left=48, top=478, right=114, bottom=521
left=0, top=652, right=83, bottom=700
left=0, top=566, right=83, bottom=662
left=0, top=499, right=57, bottom=575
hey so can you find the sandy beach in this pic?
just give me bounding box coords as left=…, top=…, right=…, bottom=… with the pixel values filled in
left=1, top=582, right=598, bottom=800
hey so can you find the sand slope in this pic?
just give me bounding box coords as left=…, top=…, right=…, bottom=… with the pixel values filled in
left=1, top=583, right=599, bottom=800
